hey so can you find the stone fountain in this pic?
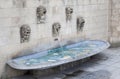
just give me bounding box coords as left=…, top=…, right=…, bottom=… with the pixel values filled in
left=5, top=2, right=110, bottom=78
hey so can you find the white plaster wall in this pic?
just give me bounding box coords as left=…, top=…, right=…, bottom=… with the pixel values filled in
left=0, top=0, right=109, bottom=78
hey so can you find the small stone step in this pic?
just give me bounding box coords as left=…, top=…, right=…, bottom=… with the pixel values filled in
left=36, top=73, right=65, bottom=79
left=11, top=75, right=36, bottom=79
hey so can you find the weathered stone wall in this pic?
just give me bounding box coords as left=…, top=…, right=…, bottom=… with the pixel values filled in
left=109, top=0, right=120, bottom=47
left=0, top=0, right=109, bottom=78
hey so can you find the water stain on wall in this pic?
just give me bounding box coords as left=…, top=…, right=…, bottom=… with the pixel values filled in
left=13, top=0, right=26, bottom=8
left=77, top=17, right=85, bottom=33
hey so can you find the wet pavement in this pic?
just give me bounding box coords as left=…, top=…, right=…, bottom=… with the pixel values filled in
left=12, top=47, right=120, bottom=79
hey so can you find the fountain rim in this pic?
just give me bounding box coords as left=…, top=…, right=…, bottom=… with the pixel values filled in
left=7, top=40, right=110, bottom=70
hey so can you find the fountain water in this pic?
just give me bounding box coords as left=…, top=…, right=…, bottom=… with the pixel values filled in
left=54, top=37, right=65, bottom=56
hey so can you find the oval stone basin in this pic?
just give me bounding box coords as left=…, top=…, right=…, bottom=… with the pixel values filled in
left=7, top=40, right=110, bottom=70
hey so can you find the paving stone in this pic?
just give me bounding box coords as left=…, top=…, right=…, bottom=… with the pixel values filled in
left=74, top=61, right=105, bottom=71
left=110, top=69, right=120, bottom=79
left=36, top=73, right=66, bottom=79
left=11, top=75, right=36, bottom=79
left=63, top=70, right=111, bottom=79
left=62, top=65, right=84, bottom=75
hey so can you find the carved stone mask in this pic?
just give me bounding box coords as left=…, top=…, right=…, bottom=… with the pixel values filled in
left=77, top=17, right=85, bottom=33
left=52, top=23, right=61, bottom=37
left=20, top=24, right=31, bottom=43
left=37, top=6, right=47, bottom=24
left=66, top=7, right=73, bottom=22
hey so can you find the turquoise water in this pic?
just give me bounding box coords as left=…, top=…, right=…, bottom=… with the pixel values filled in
left=13, top=40, right=108, bottom=66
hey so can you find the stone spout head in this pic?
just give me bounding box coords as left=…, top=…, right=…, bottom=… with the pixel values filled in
left=52, top=22, right=61, bottom=37
left=20, top=24, right=31, bottom=43
left=66, top=7, right=73, bottom=22
left=37, top=5, right=47, bottom=24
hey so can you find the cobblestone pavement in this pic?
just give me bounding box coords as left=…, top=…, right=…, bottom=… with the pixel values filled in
left=12, top=47, right=120, bottom=79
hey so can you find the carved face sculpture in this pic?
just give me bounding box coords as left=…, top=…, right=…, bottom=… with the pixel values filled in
left=37, top=6, right=47, bottom=24
left=52, top=23, right=61, bottom=37
left=66, top=7, right=73, bottom=22
left=20, top=24, right=31, bottom=43
left=77, top=17, right=85, bottom=33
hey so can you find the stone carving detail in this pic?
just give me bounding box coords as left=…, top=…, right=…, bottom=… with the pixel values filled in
left=77, top=17, right=85, bottom=33
left=36, top=6, right=47, bottom=24
left=20, top=24, right=31, bottom=43
left=52, top=23, right=61, bottom=37
left=66, top=7, right=73, bottom=22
